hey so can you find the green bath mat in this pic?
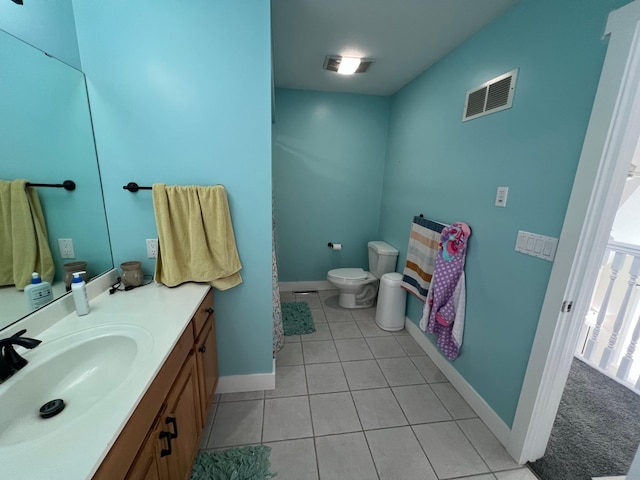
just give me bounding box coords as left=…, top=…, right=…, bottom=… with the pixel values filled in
left=190, top=445, right=274, bottom=480
left=282, top=302, right=316, bottom=335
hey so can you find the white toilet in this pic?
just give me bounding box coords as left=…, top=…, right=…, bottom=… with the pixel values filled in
left=327, top=241, right=399, bottom=309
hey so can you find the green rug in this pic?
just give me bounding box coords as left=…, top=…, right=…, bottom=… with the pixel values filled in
left=282, top=301, right=316, bottom=335
left=191, top=445, right=274, bottom=480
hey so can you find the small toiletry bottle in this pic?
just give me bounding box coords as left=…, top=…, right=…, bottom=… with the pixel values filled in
left=71, top=271, right=90, bottom=316
left=24, top=272, right=53, bottom=311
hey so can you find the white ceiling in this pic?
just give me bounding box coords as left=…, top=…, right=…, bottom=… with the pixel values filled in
left=271, top=0, right=518, bottom=96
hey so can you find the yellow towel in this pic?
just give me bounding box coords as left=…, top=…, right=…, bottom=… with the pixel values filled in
left=152, top=184, right=243, bottom=290
left=0, top=179, right=55, bottom=289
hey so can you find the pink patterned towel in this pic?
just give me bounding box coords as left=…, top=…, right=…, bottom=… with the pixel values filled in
left=420, top=222, right=471, bottom=360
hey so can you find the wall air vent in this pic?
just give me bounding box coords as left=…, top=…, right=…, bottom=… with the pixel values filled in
left=463, top=69, right=518, bottom=122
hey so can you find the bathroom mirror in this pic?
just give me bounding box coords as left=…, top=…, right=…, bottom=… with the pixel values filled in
left=0, top=29, right=113, bottom=330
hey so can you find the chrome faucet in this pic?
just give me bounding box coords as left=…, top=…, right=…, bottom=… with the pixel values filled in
left=0, top=329, right=41, bottom=383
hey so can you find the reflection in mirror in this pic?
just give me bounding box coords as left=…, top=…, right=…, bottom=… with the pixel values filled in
left=0, top=29, right=113, bottom=330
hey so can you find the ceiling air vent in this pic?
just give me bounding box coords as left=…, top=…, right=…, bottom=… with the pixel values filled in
left=463, top=69, right=518, bottom=122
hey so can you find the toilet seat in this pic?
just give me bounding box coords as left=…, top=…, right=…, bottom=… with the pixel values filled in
left=327, top=268, right=374, bottom=285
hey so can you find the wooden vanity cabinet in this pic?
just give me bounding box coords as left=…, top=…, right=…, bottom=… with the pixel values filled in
left=193, top=288, right=218, bottom=425
left=94, top=289, right=217, bottom=480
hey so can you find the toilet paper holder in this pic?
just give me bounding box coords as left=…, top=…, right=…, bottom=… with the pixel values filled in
left=327, top=242, right=343, bottom=250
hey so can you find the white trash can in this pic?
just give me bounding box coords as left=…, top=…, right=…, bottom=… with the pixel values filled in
left=375, top=272, right=406, bottom=331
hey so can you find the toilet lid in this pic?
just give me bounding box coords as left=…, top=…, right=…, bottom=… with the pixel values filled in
left=328, top=268, right=368, bottom=281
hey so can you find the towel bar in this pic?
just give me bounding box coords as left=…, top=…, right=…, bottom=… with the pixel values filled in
left=26, top=180, right=76, bottom=191
left=123, top=182, right=152, bottom=192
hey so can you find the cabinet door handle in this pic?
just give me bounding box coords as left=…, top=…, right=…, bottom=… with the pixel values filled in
left=159, top=431, right=172, bottom=457
left=165, top=416, right=179, bottom=439
left=205, top=307, right=214, bottom=314
left=198, top=345, right=207, bottom=353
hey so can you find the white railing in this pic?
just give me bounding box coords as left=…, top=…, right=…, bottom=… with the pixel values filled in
left=576, top=241, right=640, bottom=393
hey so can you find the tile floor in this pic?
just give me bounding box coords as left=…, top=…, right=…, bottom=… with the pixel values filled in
left=199, top=291, right=539, bottom=480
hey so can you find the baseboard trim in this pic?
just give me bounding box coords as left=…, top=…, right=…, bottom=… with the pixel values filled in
left=216, top=359, right=276, bottom=394
left=279, top=281, right=333, bottom=292
left=405, top=318, right=512, bottom=448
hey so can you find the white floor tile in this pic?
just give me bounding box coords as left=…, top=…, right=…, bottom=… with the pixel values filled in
left=219, top=390, right=265, bottom=402
left=410, top=355, right=448, bottom=383
left=266, top=438, right=318, bottom=480
left=305, top=362, right=349, bottom=394
left=350, top=308, right=376, bottom=321
left=266, top=365, right=308, bottom=398
left=377, top=356, right=426, bottom=386
left=263, top=396, right=313, bottom=442
left=456, top=475, right=497, bottom=480
left=324, top=306, right=354, bottom=322
left=458, top=418, right=520, bottom=471
left=366, top=336, right=407, bottom=358
left=277, top=342, right=304, bottom=366
left=295, top=294, right=322, bottom=309
left=301, top=323, right=332, bottom=342
left=365, top=426, right=437, bottom=480
left=431, top=382, right=477, bottom=419
left=310, top=308, right=327, bottom=323
left=334, top=338, right=374, bottom=361
left=328, top=321, right=363, bottom=339
left=392, top=384, right=451, bottom=424
left=315, top=432, right=378, bottom=480
left=302, top=340, right=340, bottom=364
left=309, top=392, right=362, bottom=435
left=494, top=469, right=539, bottom=480
left=342, top=359, right=388, bottom=390
left=413, top=421, right=490, bottom=479
left=351, top=388, right=408, bottom=430
left=395, top=335, right=426, bottom=355
left=208, top=400, right=264, bottom=448
left=356, top=319, right=393, bottom=337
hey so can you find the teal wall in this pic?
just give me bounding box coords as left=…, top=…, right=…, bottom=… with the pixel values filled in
left=0, top=29, right=112, bottom=283
left=0, top=0, right=81, bottom=69
left=380, top=0, right=630, bottom=426
left=273, top=89, right=391, bottom=281
left=72, top=0, right=274, bottom=376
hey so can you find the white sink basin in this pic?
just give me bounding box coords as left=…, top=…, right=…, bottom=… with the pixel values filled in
left=0, top=324, right=153, bottom=446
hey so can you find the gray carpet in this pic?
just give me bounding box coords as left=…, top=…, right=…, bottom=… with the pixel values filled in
left=529, top=358, right=640, bottom=480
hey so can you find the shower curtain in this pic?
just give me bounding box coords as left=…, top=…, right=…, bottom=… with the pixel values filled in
left=272, top=199, right=284, bottom=355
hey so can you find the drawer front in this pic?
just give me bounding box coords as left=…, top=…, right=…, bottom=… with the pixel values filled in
left=192, top=289, right=214, bottom=338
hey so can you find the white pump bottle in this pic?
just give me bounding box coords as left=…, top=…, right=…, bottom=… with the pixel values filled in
left=71, top=271, right=90, bottom=316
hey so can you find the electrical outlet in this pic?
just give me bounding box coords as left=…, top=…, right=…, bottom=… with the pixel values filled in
left=146, top=239, right=158, bottom=258
left=58, top=238, right=75, bottom=259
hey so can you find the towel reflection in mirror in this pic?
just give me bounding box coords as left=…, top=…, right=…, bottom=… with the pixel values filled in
left=0, top=180, right=54, bottom=290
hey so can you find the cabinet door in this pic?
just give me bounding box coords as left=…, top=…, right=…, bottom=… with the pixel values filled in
left=126, top=417, right=169, bottom=480
left=195, top=316, right=219, bottom=424
left=163, top=352, right=202, bottom=480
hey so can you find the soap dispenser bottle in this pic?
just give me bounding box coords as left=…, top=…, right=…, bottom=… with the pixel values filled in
left=71, top=271, right=90, bottom=316
left=24, top=272, right=53, bottom=311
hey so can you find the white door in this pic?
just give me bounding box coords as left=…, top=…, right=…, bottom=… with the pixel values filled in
left=506, top=0, right=640, bottom=469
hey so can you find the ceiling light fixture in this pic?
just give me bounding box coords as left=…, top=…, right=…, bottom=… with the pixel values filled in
left=337, top=57, right=361, bottom=75
left=323, top=55, right=374, bottom=75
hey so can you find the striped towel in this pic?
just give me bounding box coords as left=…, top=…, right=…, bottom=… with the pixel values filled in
left=401, top=216, right=445, bottom=302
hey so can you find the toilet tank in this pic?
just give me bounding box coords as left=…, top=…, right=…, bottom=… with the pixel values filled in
left=368, top=241, right=399, bottom=278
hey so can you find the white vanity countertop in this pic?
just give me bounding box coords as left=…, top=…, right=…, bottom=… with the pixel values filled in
left=0, top=277, right=211, bottom=480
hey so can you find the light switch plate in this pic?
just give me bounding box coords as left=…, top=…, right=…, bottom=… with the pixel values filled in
left=515, top=231, right=558, bottom=262
left=495, top=186, right=509, bottom=207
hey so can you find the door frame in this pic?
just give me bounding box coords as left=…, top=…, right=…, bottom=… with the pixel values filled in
left=507, top=0, right=640, bottom=464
